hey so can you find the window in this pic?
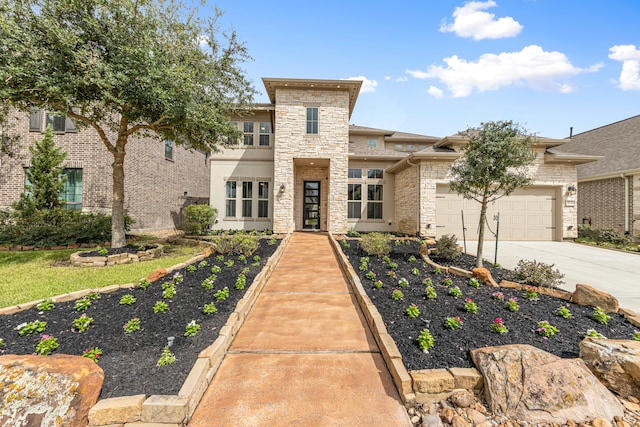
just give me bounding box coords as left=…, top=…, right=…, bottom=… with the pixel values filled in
left=419, top=145, right=427, bottom=150
left=367, top=185, right=383, bottom=219
left=259, top=122, right=271, bottom=146
left=242, top=181, right=252, bottom=217
left=395, top=144, right=403, bottom=151
left=46, top=113, right=66, bottom=132
left=407, top=144, right=415, bottom=151
left=367, top=139, right=377, bottom=148
left=62, top=169, right=83, bottom=210
left=348, top=184, right=362, bottom=219
left=29, top=109, right=77, bottom=133
left=348, top=168, right=362, bottom=179
left=367, top=169, right=383, bottom=179
left=225, top=181, right=236, bottom=217
left=243, top=122, right=254, bottom=146
left=258, top=181, right=269, bottom=218
left=165, top=140, right=173, bottom=160
left=226, top=121, right=239, bottom=145
left=306, top=107, right=318, bottom=134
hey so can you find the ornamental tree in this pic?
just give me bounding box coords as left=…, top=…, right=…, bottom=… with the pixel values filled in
left=449, top=120, right=536, bottom=267
left=0, top=0, right=255, bottom=247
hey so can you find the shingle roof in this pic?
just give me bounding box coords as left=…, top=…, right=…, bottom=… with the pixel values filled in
left=554, top=115, right=640, bottom=179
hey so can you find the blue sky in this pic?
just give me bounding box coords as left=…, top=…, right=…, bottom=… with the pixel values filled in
left=208, top=0, right=640, bottom=139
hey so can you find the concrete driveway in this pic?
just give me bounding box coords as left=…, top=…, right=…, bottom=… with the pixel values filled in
left=463, top=241, right=640, bottom=313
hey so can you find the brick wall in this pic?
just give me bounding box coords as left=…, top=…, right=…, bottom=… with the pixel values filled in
left=578, top=178, right=626, bottom=234
left=633, top=174, right=639, bottom=237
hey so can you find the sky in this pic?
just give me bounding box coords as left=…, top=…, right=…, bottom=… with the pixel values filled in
left=206, top=0, right=640, bottom=139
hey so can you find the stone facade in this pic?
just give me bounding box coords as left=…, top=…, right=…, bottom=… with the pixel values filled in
left=0, top=109, right=210, bottom=231
left=395, top=165, right=418, bottom=235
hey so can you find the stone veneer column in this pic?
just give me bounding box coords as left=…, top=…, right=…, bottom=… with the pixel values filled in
left=272, top=88, right=349, bottom=234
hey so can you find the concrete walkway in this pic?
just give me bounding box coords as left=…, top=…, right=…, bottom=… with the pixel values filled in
left=464, top=240, right=640, bottom=313
left=188, top=233, right=411, bottom=426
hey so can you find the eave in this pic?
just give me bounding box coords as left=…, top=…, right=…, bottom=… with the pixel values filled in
left=386, top=151, right=462, bottom=174
left=543, top=152, right=603, bottom=165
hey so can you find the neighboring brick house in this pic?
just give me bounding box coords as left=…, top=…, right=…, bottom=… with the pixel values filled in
left=0, top=109, right=210, bottom=232
left=557, top=115, right=640, bottom=237
left=210, top=77, right=595, bottom=241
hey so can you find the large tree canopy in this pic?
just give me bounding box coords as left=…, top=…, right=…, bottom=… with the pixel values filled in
left=449, top=120, right=536, bottom=267
left=0, top=0, right=255, bottom=247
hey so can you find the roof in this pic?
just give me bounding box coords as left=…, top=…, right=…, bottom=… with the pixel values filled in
left=555, top=115, right=640, bottom=179
left=262, top=78, right=362, bottom=118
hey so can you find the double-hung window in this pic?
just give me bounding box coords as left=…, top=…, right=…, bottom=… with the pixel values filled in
left=165, top=140, right=173, bottom=160
left=29, top=108, right=77, bottom=133
left=306, top=107, right=318, bottom=134
left=348, top=184, right=362, bottom=218
left=225, top=181, right=237, bottom=217
left=242, top=181, right=253, bottom=217
left=259, top=122, right=271, bottom=146
left=258, top=182, right=269, bottom=218
left=243, top=122, right=254, bottom=146
left=367, top=185, right=383, bottom=219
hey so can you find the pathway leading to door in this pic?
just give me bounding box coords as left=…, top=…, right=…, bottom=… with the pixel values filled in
left=187, top=232, right=411, bottom=426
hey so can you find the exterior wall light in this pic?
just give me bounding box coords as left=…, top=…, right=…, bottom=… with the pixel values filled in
left=567, top=185, right=577, bottom=195
left=279, top=184, right=285, bottom=193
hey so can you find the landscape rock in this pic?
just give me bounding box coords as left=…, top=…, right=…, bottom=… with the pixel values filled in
left=450, top=390, right=474, bottom=408
left=472, top=267, right=498, bottom=287
left=580, top=338, right=640, bottom=399
left=570, top=284, right=619, bottom=313
left=470, top=344, right=624, bottom=423
left=422, top=414, right=444, bottom=427
left=0, top=354, right=103, bottom=427
left=146, top=267, right=167, bottom=282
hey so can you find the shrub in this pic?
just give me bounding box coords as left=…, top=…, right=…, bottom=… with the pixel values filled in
left=435, top=234, right=460, bottom=261
left=359, top=232, right=392, bottom=256
left=578, top=224, right=630, bottom=246
left=212, top=232, right=260, bottom=256
left=182, top=204, right=217, bottom=235
left=513, top=259, right=564, bottom=288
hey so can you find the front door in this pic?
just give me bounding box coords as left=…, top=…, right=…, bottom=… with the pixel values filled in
left=303, top=181, right=321, bottom=230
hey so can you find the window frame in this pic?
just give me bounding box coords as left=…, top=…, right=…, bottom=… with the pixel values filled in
left=242, top=181, right=253, bottom=217
left=225, top=181, right=237, bottom=217
left=259, top=122, right=271, bottom=146
left=243, top=122, right=254, bottom=146
left=348, top=168, right=362, bottom=179
left=347, top=183, right=362, bottom=219
left=165, top=139, right=174, bottom=160
left=367, top=184, right=383, bottom=219
left=257, top=181, right=269, bottom=218
left=306, top=107, right=318, bottom=134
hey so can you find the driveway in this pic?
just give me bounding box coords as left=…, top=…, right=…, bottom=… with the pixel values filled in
left=463, top=241, right=640, bottom=313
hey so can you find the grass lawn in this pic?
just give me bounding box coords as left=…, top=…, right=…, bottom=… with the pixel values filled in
left=0, top=242, right=205, bottom=308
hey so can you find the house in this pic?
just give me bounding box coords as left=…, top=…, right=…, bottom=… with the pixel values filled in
left=0, top=109, right=210, bottom=232
left=210, top=77, right=595, bottom=241
left=555, top=115, right=640, bottom=237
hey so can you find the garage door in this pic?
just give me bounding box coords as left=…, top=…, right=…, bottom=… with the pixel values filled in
left=435, top=185, right=557, bottom=241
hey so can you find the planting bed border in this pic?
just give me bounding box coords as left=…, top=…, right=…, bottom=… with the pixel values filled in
left=0, top=235, right=291, bottom=426
left=329, top=234, right=640, bottom=407
left=70, top=244, right=165, bottom=267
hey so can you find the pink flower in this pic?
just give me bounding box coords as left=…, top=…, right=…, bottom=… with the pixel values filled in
left=494, top=318, right=503, bottom=323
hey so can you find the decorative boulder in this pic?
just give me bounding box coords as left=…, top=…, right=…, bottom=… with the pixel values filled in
left=570, top=284, right=619, bottom=313
left=146, top=267, right=167, bottom=282
left=580, top=338, right=640, bottom=400
left=0, top=354, right=104, bottom=427
left=471, top=268, right=498, bottom=287
left=470, top=344, right=623, bottom=423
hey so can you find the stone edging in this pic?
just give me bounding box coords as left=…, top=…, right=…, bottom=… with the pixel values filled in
left=329, top=235, right=640, bottom=408
left=70, top=244, right=165, bottom=267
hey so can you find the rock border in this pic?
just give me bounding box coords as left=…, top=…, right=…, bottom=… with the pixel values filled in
left=328, top=235, right=640, bottom=408
left=69, top=244, right=165, bottom=267
left=0, top=235, right=291, bottom=427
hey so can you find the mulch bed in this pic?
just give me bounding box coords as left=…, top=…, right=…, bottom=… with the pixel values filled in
left=0, top=240, right=280, bottom=399
left=341, top=239, right=638, bottom=371
left=78, top=244, right=158, bottom=257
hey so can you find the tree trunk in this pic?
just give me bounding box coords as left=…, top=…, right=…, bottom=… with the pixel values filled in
left=111, top=142, right=127, bottom=248
left=475, top=195, right=489, bottom=268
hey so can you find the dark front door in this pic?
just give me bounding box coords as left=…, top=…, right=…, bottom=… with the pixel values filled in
left=303, top=181, right=321, bottom=230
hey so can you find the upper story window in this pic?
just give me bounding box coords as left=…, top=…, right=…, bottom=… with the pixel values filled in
left=306, top=107, right=318, bottom=134
left=243, top=122, right=254, bottom=146
left=367, top=139, right=377, bottom=148
left=348, top=168, right=362, bottom=179
left=367, top=169, right=383, bottom=179
left=394, top=144, right=403, bottom=151
left=165, top=139, right=173, bottom=160
left=29, top=108, right=77, bottom=133
left=259, top=122, right=271, bottom=146
left=227, top=121, right=239, bottom=145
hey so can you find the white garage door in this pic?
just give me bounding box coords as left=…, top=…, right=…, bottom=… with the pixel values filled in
left=436, top=185, right=557, bottom=241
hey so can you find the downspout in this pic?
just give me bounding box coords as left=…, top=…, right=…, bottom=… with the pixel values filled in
left=406, top=157, right=420, bottom=237
left=622, top=173, right=629, bottom=233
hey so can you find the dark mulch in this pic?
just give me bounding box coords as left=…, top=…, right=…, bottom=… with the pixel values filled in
left=0, top=240, right=280, bottom=399
left=78, top=244, right=158, bottom=257
left=341, top=239, right=638, bottom=371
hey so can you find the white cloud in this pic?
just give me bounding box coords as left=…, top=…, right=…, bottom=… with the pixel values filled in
left=345, top=76, right=378, bottom=93
left=428, top=86, right=444, bottom=98
left=395, top=76, right=409, bottom=83
left=407, top=45, right=602, bottom=97
left=440, top=1, right=523, bottom=40
left=384, top=76, right=391, bottom=81
left=609, top=44, right=640, bottom=90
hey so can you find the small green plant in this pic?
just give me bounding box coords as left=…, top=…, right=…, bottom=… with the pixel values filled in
left=198, top=260, right=209, bottom=269
left=556, top=306, right=572, bottom=319
left=268, top=236, right=278, bottom=245
left=513, top=259, right=564, bottom=288
left=74, top=297, right=92, bottom=311
left=443, top=278, right=453, bottom=286
left=468, top=278, right=480, bottom=288
left=15, top=320, right=47, bottom=336
left=359, top=262, right=368, bottom=272
left=491, top=318, right=508, bottom=334
left=391, top=288, right=404, bottom=300
left=238, top=254, right=247, bottom=262
left=386, top=270, right=397, bottom=278
left=253, top=255, right=261, bottom=262
left=365, top=271, right=376, bottom=280
left=444, top=316, right=463, bottom=330
left=211, top=264, right=222, bottom=274
left=347, top=228, right=361, bottom=237
left=535, top=320, right=559, bottom=338
left=407, top=255, right=417, bottom=263
left=632, top=331, right=640, bottom=341
left=422, top=277, right=433, bottom=287
left=464, top=298, right=478, bottom=314
left=97, top=247, right=109, bottom=256
left=184, top=320, right=201, bottom=337
left=156, top=346, right=177, bottom=366
left=214, top=287, right=229, bottom=301
left=505, top=298, right=519, bottom=312
left=433, top=267, right=442, bottom=274
left=492, top=291, right=505, bottom=301
left=397, top=277, right=409, bottom=287
left=448, top=286, right=462, bottom=298
left=203, top=302, right=218, bottom=315
left=411, top=267, right=420, bottom=276
left=359, top=232, right=392, bottom=256
left=72, top=314, right=94, bottom=333
left=224, top=259, right=235, bottom=267
left=162, top=283, right=176, bottom=299
left=119, top=294, right=137, bottom=306
left=235, top=273, right=247, bottom=290
left=186, top=264, right=197, bottom=273
left=35, top=334, right=59, bottom=356
left=123, top=317, right=141, bottom=333
left=373, top=280, right=383, bottom=289
left=0, top=338, right=4, bottom=348
left=406, top=304, right=421, bottom=318
left=82, top=347, right=102, bottom=363
left=216, top=255, right=225, bottom=261
left=153, top=301, right=169, bottom=313
left=87, top=291, right=101, bottom=300
left=435, top=234, right=460, bottom=261
left=172, top=273, right=184, bottom=284
left=37, top=299, right=55, bottom=312
left=592, top=306, right=611, bottom=325
left=417, top=328, right=435, bottom=352
left=138, top=278, right=151, bottom=290
left=425, top=286, right=437, bottom=300
left=360, top=256, right=370, bottom=264
left=524, top=286, right=539, bottom=301
left=201, top=275, right=216, bottom=289
left=388, top=262, right=398, bottom=270
left=585, top=329, right=606, bottom=339
left=382, top=255, right=391, bottom=263
left=340, top=239, right=350, bottom=248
